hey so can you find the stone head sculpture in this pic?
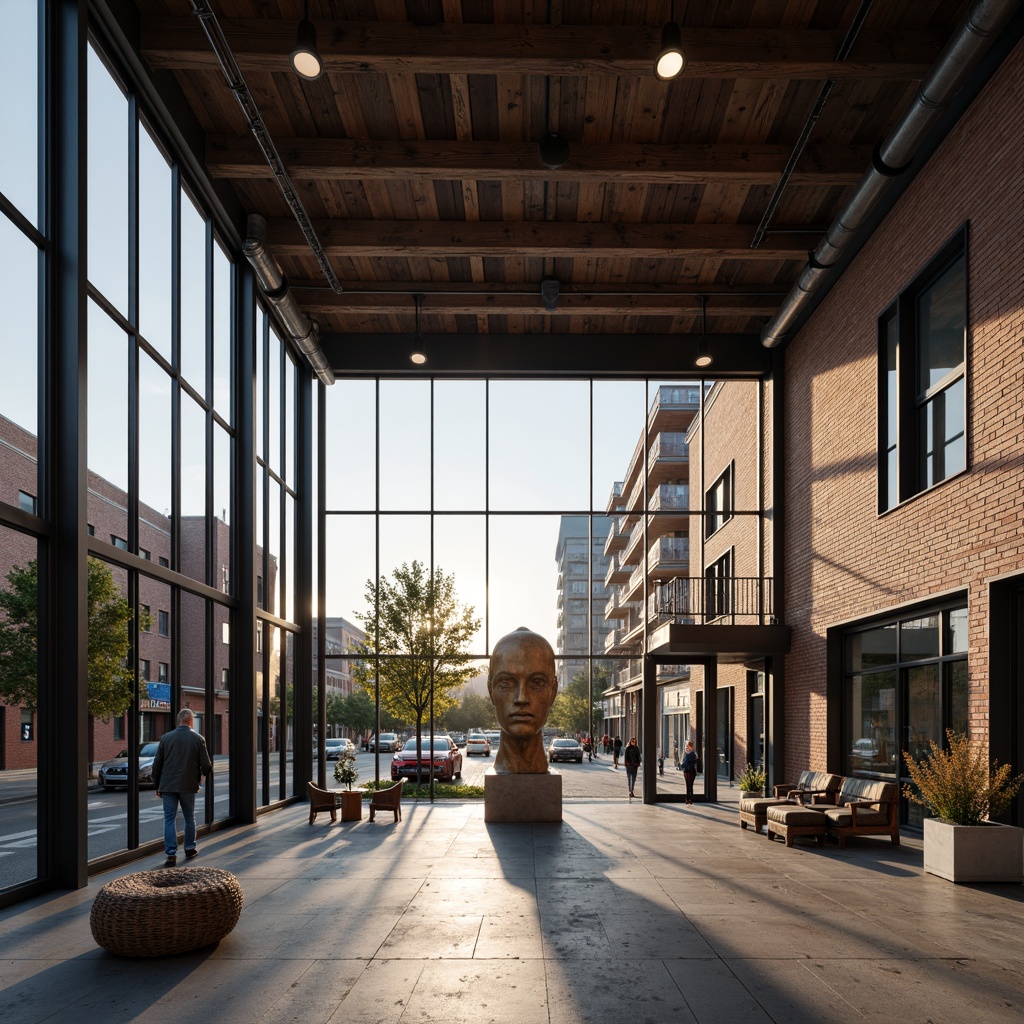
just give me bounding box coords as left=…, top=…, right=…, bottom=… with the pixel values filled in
left=487, top=627, right=559, bottom=774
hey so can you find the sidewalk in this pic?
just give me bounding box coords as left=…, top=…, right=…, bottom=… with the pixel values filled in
left=2, top=792, right=1022, bottom=1024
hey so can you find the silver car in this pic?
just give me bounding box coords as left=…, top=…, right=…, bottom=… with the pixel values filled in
left=97, top=742, right=161, bottom=790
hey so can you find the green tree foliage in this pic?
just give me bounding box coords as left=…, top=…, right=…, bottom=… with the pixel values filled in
left=326, top=691, right=347, bottom=730
left=339, top=689, right=376, bottom=735
left=443, top=690, right=497, bottom=733
left=547, top=667, right=609, bottom=736
left=353, top=561, right=480, bottom=781
left=0, top=558, right=146, bottom=719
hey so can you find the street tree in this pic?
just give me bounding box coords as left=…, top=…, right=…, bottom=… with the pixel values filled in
left=352, top=561, right=480, bottom=782
left=0, top=557, right=147, bottom=719
left=339, top=689, right=376, bottom=738
left=548, top=667, right=609, bottom=737
left=444, top=691, right=497, bottom=734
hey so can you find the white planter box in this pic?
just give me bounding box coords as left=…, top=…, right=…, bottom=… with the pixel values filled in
left=923, top=818, right=1024, bottom=884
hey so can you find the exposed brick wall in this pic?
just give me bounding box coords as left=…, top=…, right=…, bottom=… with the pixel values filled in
left=782, top=39, right=1024, bottom=778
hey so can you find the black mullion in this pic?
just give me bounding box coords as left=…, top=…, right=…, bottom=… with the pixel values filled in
left=373, top=378, right=380, bottom=785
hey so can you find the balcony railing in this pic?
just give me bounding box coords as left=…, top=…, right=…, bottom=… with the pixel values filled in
left=648, top=431, right=689, bottom=463
left=650, top=483, right=689, bottom=511
left=650, top=576, right=776, bottom=625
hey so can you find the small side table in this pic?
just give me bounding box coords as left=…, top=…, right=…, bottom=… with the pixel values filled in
left=340, top=789, right=365, bottom=821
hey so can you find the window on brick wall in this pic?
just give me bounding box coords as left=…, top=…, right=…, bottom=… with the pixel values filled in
left=705, top=464, right=733, bottom=537
left=841, top=602, right=967, bottom=829
left=879, top=230, right=967, bottom=511
left=704, top=550, right=733, bottom=621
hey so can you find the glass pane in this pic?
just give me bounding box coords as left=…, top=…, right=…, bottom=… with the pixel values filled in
left=212, top=240, right=232, bottom=421
left=180, top=190, right=207, bottom=395
left=311, top=384, right=319, bottom=619
left=845, top=669, right=896, bottom=775
left=0, top=527, right=39, bottom=886
left=0, top=0, right=39, bottom=224
left=657, top=672, right=700, bottom=800
left=433, top=515, right=486, bottom=655
left=325, top=380, right=376, bottom=511
left=379, top=380, right=431, bottom=511
left=284, top=630, right=295, bottom=799
left=285, top=352, right=296, bottom=488
left=592, top=380, right=646, bottom=512
left=946, top=607, right=968, bottom=654
left=916, top=254, right=964, bottom=396
left=949, top=660, right=968, bottom=737
left=268, top=327, right=281, bottom=476
left=489, top=380, right=589, bottom=511
left=138, top=125, right=172, bottom=361
left=905, top=664, right=941, bottom=765
left=256, top=620, right=269, bottom=805
left=87, top=45, right=128, bottom=315
left=213, top=422, right=232, bottom=591
left=845, top=623, right=896, bottom=671
left=213, top=602, right=231, bottom=814
left=899, top=615, right=939, bottom=660
left=268, top=478, right=281, bottom=617
left=941, top=376, right=966, bottom=477
left=138, top=352, right=172, bottom=524
left=255, top=309, right=266, bottom=462
left=285, top=492, right=295, bottom=621
left=256, top=466, right=265, bottom=607
left=87, top=301, right=129, bottom=543
left=180, top=394, right=207, bottom=583
left=325, top=514, right=375, bottom=626
left=178, top=591, right=212, bottom=832
left=488, top=515, right=561, bottom=652
left=0, top=213, right=39, bottom=438
left=434, top=380, right=485, bottom=511
left=378, top=515, right=431, bottom=590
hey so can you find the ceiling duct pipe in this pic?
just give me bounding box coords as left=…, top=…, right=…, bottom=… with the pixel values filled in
left=243, top=215, right=335, bottom=385
left=761, top=0, right=1018, bottom=348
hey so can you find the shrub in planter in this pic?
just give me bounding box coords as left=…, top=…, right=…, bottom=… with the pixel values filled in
left=737, top=763, right=766, bottom=795
left=903, top=730, right=1024, bottom=884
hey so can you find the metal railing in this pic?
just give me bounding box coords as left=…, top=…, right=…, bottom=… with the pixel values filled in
left=650, top=577, right=776, bottom=625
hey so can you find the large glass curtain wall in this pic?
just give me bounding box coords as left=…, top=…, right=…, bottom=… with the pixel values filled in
left=322, top=378, right=760, bottom=798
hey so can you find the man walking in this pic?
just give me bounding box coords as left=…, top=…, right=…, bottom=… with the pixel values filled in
left=153, top=709, right=212, bottom=867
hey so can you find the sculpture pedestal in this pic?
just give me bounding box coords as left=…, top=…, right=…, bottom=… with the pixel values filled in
left=484, top=768, right=562, bottom=822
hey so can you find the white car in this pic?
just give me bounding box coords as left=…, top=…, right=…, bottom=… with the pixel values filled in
left=466, top=733, right=491, bottom=756
left=484, top=730, right=501, bottom=748
left=325, top=737, right=355, bottom=760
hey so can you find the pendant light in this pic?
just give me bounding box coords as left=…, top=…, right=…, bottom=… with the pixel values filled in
left=291, top=0, right=324, bottom=81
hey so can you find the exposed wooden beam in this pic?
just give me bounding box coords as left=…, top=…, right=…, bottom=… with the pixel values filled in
left=206, top=136, right=870, bottom=185
left=143, top=20, right=939, bottom=79
left=291, top=287, right=782, bottom=318
left=267, top=219, right=821, bottom=260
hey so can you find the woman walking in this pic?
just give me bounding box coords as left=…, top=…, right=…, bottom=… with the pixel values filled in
left=623, top=737, right=641, bottom=800
left=680, top=740, right=698, bottom=804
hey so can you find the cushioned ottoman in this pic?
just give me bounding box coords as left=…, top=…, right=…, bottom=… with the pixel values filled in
left=90, top=867, right=243, bottom=957
left=739, top=797, right=792, bottom=832
left=766, top=804, right=828, bottom=847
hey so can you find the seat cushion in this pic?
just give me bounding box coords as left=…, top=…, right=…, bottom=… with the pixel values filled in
left=767, top=804, right=828, bottom=827
left=822, top=807, right=889, bottom=828
left=739, top=797, right=791, bottom=814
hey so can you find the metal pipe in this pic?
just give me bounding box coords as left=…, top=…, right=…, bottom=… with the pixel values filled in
left=243, top=215, right=335, bottom=386
left=762, top=0, right=1018, bottom=347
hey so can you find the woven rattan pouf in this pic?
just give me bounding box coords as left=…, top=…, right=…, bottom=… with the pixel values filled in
left=90, top=867, right=243, bottom=957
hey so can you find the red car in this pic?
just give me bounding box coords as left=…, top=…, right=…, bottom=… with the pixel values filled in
left=391, top=736, right=463, bottom=782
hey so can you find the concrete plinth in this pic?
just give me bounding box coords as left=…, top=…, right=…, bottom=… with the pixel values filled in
left=484, top=768, right=562, bottom=822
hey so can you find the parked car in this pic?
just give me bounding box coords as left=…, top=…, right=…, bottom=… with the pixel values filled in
left=391, top=736, right=463, bottom=782
left=465, top=732, right=492, bottom=756
left=850, top=737, right=880, bottom=768
left=325, top=737, right=356, bottom=760
left=97, top=742, right=161, bottom=790
left=450, top=732, right=466, bottom=746
left=370, top=733, right=399, bottom=753
left=484, top=730, right=501, bottom=748
left=548, top=737, right=584, bottom=764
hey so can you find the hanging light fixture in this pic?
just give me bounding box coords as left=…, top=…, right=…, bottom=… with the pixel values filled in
left=655, top=1, right=686, bottom=81
left=410, top=294, right=427, bottom=365
left=695, top=295, right=713, bottom=367
left=290, top=0, right=324, bottom=81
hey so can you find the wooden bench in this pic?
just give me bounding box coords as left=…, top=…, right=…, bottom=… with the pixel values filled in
left=368, top=779, right=405, bottom=823
left=307, top=781, right=342, bottom=824
left=739, top=770, right=841, bottom=832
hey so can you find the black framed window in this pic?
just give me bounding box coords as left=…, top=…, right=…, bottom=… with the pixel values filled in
left=704, top=550, right=733, bottom=621
left=842, top=601, right=967, bottom=826
left=705, top=464, right=733, bottom=537
left=879, top=229, right=967, bottom=511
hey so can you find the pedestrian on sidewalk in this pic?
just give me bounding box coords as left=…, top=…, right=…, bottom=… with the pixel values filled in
left=624, top=737, right=641, bottom=800
left=680, top=740, right=698, bottom=804
left=612, top=735, right=623, bottom=769
left=153, top=708, right=212, bottom=867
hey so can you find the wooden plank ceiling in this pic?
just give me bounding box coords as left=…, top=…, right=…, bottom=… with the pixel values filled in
left=132, top=0, right=973, bottom=369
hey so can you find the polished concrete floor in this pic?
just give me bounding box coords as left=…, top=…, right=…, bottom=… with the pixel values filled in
left=2, top=792, right=1023, bottom=1024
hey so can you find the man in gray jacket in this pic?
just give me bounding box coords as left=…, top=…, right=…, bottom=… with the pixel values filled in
left=152, top=709, right=212, bottom=867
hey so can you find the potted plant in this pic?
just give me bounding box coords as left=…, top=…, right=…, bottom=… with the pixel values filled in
left=737, top=763, right=767, bottom=799
left=334, top=749, right=363, bottom=821
left=903, top=730, right=1023, bottom=883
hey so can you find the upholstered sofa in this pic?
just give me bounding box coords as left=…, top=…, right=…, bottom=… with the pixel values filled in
left=738, top=770, right=842, bottom=832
